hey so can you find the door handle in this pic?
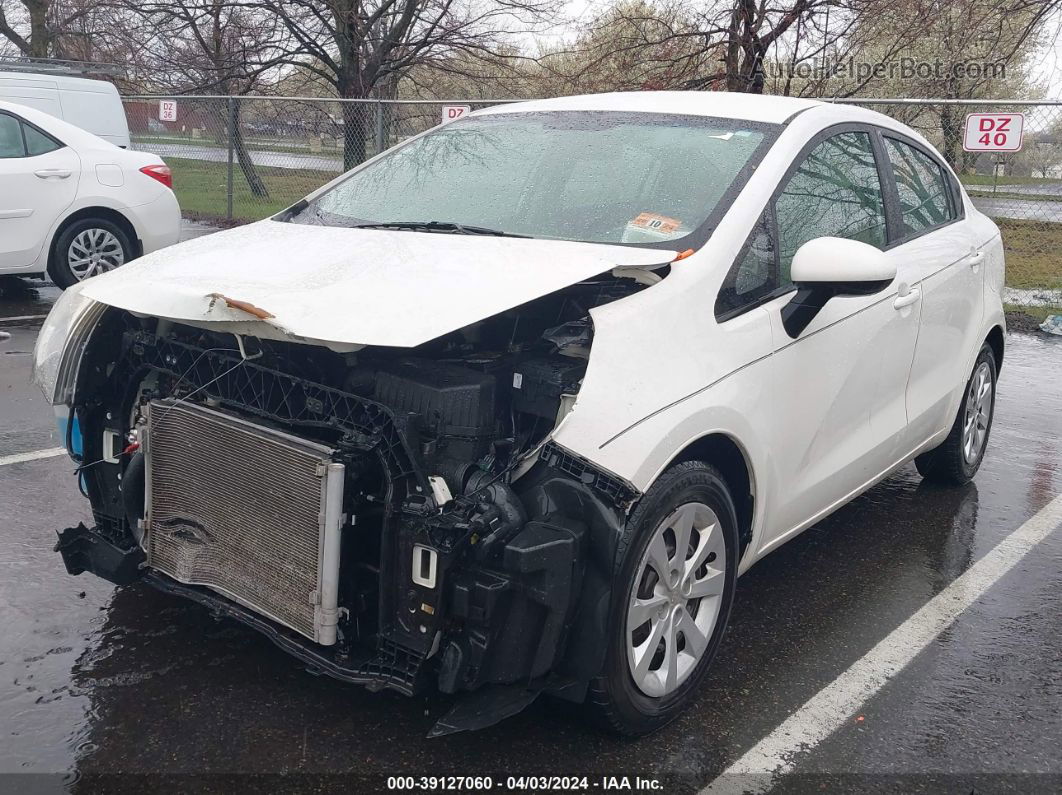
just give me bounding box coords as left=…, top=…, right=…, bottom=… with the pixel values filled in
left=893, top=288, right=920, bottom=310
left=35, top=169, right=71, bottom=179
left=966, top=250, right=985, bottom=268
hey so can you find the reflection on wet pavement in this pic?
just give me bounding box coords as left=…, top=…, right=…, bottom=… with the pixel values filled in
left=0, top=323, right=62, bottom=456
left=0, top=277, right=61, bottom=319
left=776, top=526, right=1062, bottom=793
left=0, top=332, right=1059, bottom=792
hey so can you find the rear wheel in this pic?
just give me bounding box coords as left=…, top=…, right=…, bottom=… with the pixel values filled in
left=915, top=343, right=997, bottom=485
left=586, top=461, right=738, bottom=736
left=49, top=218, right=133, bottom=288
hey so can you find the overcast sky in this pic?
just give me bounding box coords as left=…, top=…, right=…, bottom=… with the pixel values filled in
left=1030, top=36, right=1062, bottom=98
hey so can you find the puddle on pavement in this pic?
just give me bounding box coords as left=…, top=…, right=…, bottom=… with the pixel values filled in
left=0, top=276, right=61, bottom=319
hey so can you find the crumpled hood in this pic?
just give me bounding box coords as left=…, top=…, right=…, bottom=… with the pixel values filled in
left=81, top=220, right=673, bottom=347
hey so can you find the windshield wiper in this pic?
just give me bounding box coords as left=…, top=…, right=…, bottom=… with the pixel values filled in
left=347, top=220, right=529, bottom=238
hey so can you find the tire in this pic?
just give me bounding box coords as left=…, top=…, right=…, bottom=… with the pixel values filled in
left=585, top=461, right=739, bottom=736
left=914, top=343, right=997, bottom=486
left=49, top=218, right=134, bottom=289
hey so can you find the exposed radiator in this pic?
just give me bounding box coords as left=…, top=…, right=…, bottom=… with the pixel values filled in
left=144, top=399, right=345, bottom=645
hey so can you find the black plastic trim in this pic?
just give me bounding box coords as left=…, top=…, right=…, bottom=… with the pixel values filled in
left=540, top=441, right=639, bottom=508
left=715, top=283, right=794, bottom=323
left=123, top=329, right=428, bottom=491
left=780, top=278, right=894, bottom=338
left=55, top=522, right=145, bottom=585
left=143, top=571, right=427, bottom=695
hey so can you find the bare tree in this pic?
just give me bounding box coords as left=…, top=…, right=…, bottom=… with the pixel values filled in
left=680, top=0, right=936, bottom=95
left=1013, top=121, right=1062, bottom=178
left=534, top=1, right=711, bottom=94
left=540, top=0, right=1059, bottom=104
left=116, top=0, right=293, bottom=196
left=715, top=0, right=819, bottom=92
left=241, top=0, right=561, bottom=169
left=0, top=0, right=105, bottom=58
left=533, top=0, right=910, bottom=96
left=1, top=0, right=53, bottom=56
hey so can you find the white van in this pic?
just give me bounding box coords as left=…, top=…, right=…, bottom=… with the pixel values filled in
left=0, top=71, right=131, bottom=148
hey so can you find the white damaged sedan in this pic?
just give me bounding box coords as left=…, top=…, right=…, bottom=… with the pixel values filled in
left=33, top=92, right=1005, bottom=736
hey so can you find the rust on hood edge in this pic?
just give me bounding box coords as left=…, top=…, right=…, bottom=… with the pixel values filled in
left=208, top=293, right=275, bottom=320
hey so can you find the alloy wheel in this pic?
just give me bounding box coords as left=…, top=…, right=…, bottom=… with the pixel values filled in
left=962, top=361, right=993, bottom=465
left=626, top=502, right=726, bottom=698
left=68, top=228, right=125, bottom=280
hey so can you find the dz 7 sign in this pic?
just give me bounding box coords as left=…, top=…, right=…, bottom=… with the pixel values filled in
left=963, top=113, right=1024, bottom=152
left=441, top=104, right=471, bottom=124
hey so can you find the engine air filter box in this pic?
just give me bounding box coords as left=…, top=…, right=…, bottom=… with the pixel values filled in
left=375, top=359, right=495, bottom=438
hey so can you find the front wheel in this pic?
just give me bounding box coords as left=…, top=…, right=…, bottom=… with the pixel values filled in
left=585, top=461, right=739, bottom=736
left=915, top=343, right=997, bottom=485
left=49, top=218, right=133, bottom=288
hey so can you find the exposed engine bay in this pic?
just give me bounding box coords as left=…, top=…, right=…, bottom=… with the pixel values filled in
left=56, top=273, right=649, bottom=734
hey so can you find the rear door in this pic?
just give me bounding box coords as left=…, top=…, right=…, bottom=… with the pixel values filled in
left=0, top=111, right=80, bottom=270
left=877, top=134, right=986, bottom=442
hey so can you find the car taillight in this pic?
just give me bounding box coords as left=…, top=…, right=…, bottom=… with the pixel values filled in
left=140, top=164, right=173, bottom=189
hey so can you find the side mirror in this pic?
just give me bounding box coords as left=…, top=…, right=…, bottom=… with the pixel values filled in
left=781, top=237, right=895, bottom=338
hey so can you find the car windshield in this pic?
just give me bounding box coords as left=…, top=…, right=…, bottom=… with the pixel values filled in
left=289, top=111, right=771, bottom=246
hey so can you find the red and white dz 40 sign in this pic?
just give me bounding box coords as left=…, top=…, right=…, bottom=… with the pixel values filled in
left=963, top=113, right=1024, bottom=152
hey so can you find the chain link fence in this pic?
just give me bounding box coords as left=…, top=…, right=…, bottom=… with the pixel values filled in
left=122, top=95, right=1062, bottom=328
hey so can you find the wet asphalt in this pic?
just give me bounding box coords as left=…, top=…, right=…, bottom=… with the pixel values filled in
left=1, top=239, right=1060, bottom=793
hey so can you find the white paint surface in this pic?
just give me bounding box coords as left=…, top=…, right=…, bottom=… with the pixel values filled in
left=0, top=447, right=66, bottom=467
left=475, top=91, right=822, bottom=124
left=0, top=71, right=130, bottom=147
left=79, top=219, right=672, bottom=347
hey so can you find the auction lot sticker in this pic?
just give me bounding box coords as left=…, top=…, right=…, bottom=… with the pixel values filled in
left=963, top=112, right=1024, bottom=152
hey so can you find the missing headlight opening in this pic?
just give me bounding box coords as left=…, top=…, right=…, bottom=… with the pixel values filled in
left=55, top=272, right=650, bottom=735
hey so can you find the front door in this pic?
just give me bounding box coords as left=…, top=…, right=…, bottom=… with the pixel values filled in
left=0, top=111, right=79, bottom=270
left=758, top=129, right=922, bottom=550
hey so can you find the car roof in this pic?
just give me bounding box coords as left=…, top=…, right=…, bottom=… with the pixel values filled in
left=474, top=91, right=825, bottom=125
left=0, top=71, right=121, bottom=93
left=472, top=92, right=945, bottom=160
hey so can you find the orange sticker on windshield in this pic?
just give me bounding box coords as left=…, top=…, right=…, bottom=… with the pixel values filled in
left=629, top=212, right=682, bottom=235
